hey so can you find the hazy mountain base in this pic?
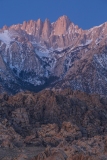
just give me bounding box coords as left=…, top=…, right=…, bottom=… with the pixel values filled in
left=0, top=89, right=107, bottom=159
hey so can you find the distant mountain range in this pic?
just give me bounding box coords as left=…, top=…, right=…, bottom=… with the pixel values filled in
left=0, top=15, right=107, bottom=94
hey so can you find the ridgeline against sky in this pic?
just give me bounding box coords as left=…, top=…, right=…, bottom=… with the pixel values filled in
left=1, top=0, right=107, bottom=29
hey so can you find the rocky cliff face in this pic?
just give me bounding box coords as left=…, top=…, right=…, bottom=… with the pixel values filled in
left=8, top=15, right=82, bottom=49
left=0, top=16, right=107, bottom=94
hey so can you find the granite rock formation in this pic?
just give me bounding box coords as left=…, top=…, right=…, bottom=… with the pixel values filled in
left=0, top=89, right=107, bottom=159
left=1, top=16, right=107, bottom=159
left=0, top=16, right=107, bottom=94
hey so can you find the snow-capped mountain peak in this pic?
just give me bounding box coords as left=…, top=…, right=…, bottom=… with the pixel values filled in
left=0, top=16, right=107, bottom=94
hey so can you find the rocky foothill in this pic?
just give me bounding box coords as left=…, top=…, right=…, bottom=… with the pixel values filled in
left=0, top=89, right=107, bottom=159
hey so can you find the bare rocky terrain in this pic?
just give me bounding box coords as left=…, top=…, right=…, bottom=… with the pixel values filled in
left=0, top=89, right=107, bottom=159
left=0, top=16, right=107, bottom=159
left=0, top=16, right=107, bottom=94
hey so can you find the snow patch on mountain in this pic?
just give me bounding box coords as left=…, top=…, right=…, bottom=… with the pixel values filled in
left=35, top=49, right=50, bottom=58
left=79, top=39, right=92, bottom=47
left=56, top=48, right=64, bottom=52
left=0, top=30, right=12, bottom=45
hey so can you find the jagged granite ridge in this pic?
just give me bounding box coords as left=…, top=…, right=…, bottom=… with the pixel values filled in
left=0, top=16, right=107, bottom=94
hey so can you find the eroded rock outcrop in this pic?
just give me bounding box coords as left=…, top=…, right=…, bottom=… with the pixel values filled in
left=0, top=89, right=107, bottom=159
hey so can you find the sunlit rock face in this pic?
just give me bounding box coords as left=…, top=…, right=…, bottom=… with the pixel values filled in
left=0, top=16, right=107, bottom=94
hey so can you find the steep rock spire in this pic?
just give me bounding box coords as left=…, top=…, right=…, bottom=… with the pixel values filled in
left=42, top=19, right=51, bottom=39
left=53, top=15, right=71, bottom=36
